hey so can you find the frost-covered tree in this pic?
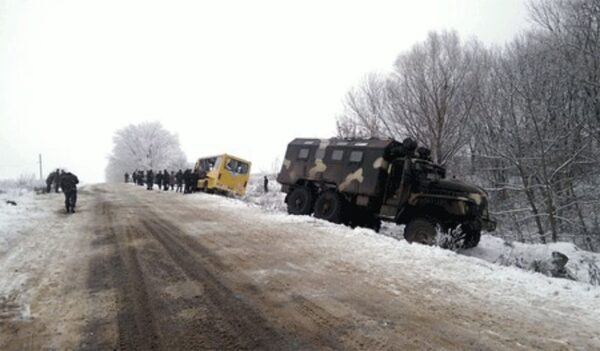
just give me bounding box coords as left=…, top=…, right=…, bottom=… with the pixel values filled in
left=337, top=73, right=391, bottom=139
left=105, top=122, right=188, bottom=182
left=334, top=0, right=600, bottom=250
left=337, top=31, right=483, bottom=166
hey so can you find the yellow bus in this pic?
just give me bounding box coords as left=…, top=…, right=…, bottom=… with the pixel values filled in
left=194, top=153, right=252, bottom=196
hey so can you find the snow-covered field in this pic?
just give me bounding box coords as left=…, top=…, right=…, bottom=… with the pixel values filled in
left=0, top=187, right=52, bottom=255
left=243, top=174, right=600, bottom=287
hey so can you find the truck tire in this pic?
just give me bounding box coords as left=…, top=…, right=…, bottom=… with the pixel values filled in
left=314, top=191, right=346, bottom=224
left=286, top=187, right=314, bottom=215
left=462, top=229, right=481, bottom=249
left=404, top=218, right=437, bottom=245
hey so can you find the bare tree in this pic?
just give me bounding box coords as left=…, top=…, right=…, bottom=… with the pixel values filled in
left=105, top=122, right=188, bottom=182
left=387, top=31, right=483, bottom=166
left=337, top=73, right=391, bottom=138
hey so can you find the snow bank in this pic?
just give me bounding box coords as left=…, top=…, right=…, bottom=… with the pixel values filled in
left=242, top=174, right=286, bottom=212
left=0, top=183, right=52, bottom=255
left=198, top=193, right=600, bottom=308
left=241, top=178, right=600, bottom=287
left=464, top=235, right=600, bottom=286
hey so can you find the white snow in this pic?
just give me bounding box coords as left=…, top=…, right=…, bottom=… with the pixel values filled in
left=193, top=192, right=600, bottom=313
left=241, top=174, right=600, bottom=287
left=0, top=188, right=52, bottom=255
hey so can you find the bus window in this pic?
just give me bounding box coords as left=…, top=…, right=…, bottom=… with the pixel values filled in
left=199, top=157, right=220, bottom=171
left=225, top=158, right=237, bottom=172
left=225, top=159, right=249, bottom=174
left=236, top=162, right=249, bottom=174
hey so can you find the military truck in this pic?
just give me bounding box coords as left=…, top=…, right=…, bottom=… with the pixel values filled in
left=277, top=138, right=496, bottom=248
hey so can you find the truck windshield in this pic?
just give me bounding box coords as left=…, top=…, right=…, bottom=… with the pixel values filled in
left=413, top=161, right=445, bottom=181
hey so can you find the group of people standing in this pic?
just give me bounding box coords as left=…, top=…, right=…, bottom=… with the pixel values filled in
left=125, top=169, right=198, bottom=194
left=45, top=168, right=80, bottom=213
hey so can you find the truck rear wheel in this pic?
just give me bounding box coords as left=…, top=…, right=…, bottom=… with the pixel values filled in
left=314, top=191, right=346, bottom=224
left=404, top=218, right=437, bottom=245
left=286, top=187, right=314, bottom=215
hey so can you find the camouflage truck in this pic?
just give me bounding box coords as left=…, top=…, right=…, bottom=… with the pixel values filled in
left=277, top=137, right=496, bottom=248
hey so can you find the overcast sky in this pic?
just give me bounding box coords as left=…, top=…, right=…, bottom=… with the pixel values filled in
left=0, top=0, right=530, bottom=183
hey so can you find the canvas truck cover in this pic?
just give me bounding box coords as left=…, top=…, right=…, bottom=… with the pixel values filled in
left=277, top=138, right=399, bottom=197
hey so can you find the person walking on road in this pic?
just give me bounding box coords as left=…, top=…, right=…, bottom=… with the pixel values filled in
left=170, top=171, right=175, bottom=191
left=124, top=172, right=129, bottom=183
left=45, top=171, right=56, bottom=193
left=60, top=170, right=79, bottom=213
left=54, top=168, right=61, bottom=193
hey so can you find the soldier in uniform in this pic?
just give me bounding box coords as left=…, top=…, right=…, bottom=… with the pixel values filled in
left=146, top=170, right=154, bottom=190
left=124, top=172, right=129, bottom=183
left=175, top=169, right=183, bottom=192
left=170, top=171, right=175, bottom=191
left=183, top=169, right=191, bottom=193
left=163, top=169, right=170, bottom=191
left=45, top=171, right=56, bottom=193
left=54, top=168, right=61, bottom=193
left=60, top=170, right=79, bottom=213
left=190, top=170, right=199, bottom=193
left=156, top=170, right=163, bottom=189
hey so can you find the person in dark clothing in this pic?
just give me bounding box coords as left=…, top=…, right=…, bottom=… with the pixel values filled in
left=156, top=171, right=163, bottom=189
left=60, top=170, right=79, bottom=213
left=146, top=170, right=154, bottom=190
left=175, top=169, right=183, bottom=193
left=137, top=171, right=143, bottom=186
left=54, top=168, right=61, bottom=193
left=263, top=175, right=269, bottom=193
left=124, top=172, right=129, bottom=183
left=163, top=169, right=170, bottom=191
left=190, top=171, right=199, bottom=193
left=132, top=171, right=137, bottom=184
left=45, top=171, right=56, bottom=193
left=183, top=169, right=191, bottom=193
left=170, top=171, right=175, bottom=191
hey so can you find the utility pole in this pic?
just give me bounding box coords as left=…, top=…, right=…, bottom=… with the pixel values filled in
left=38, top=154, right=43, bottom=180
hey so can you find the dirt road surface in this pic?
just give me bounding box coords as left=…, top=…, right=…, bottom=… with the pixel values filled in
left=1, top=184, right=598, bottom=350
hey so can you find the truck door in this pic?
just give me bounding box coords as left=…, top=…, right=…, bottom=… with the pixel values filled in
left=383, top=158, right=411, bottom=206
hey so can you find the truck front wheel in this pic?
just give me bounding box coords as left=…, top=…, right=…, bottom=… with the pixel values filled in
left=286, top=187, right=314, bottom=215
left=404, top=218, right=437, bottom=245
left=314, top=191, right=346, bottom=224
left=462, top=229, right=481, bottom=249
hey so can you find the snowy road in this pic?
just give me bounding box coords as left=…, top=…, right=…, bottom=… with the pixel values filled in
left=1, top=184, right=599, bottom=350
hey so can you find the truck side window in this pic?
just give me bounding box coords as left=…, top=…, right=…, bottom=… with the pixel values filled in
left=349, top=151, right=363, bottom=163
left=331, top=149, right=344, bottom=161
left=298, top=148, right=310, bottom=160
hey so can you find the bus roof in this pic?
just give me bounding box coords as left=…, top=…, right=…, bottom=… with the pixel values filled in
left=196, top=153, right=251, bottom=165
